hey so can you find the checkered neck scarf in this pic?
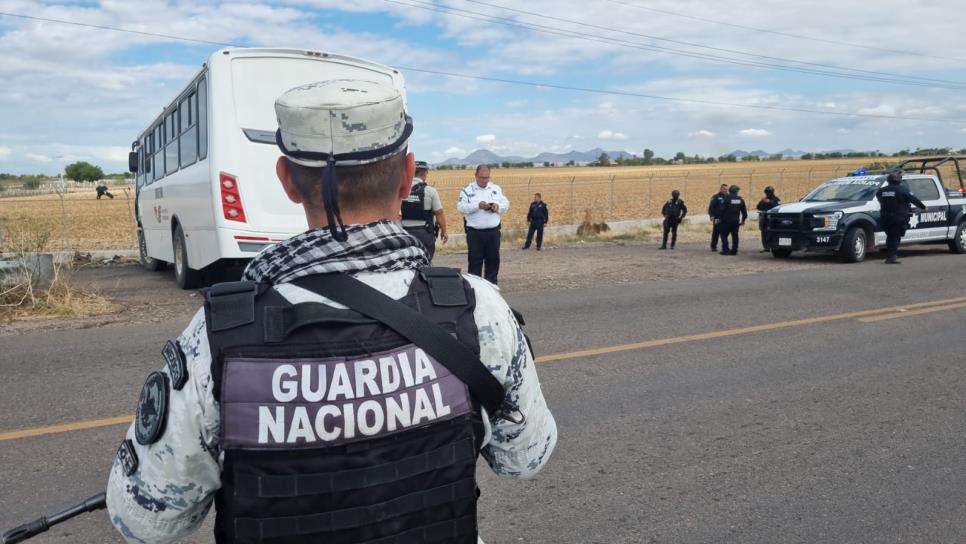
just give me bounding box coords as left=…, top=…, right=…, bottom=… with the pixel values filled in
left=242, top=220, right=428, bottom=284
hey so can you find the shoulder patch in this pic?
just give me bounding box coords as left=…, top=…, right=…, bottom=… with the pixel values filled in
left=117, top=439, right=139, bottom=476
left=135, top=372, right=169, bottom=445
left=162, top=340, right=188, bottom=391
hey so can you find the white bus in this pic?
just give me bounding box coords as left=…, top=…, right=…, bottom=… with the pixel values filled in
left=128, top=48, right=407, bottom=288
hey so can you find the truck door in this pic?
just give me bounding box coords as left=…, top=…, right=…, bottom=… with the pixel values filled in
left=904, top=177, right=948, bottom=242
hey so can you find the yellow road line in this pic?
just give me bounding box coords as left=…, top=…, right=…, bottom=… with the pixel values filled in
left=535, top=295, right=966, bottom=363
left=857, top=300, right=966, bottom=323
left=5, top=295, right=966, bottom=443
left=0, top=415, right=132, bottom=442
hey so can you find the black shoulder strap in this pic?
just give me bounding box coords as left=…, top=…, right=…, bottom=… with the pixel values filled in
left=291, top=272, right=506, bottom=415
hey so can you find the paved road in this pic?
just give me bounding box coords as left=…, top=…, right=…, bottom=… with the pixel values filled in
left=2, top=246, right=965, bottom=543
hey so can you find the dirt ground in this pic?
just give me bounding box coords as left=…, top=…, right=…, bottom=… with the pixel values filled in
left=0, top=234, right=831, bottom=335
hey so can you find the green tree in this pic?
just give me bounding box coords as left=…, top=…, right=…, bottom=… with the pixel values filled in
left=64, top=161, right=105, bottom=183
left=596, top=152, right=611, bottom=166
left=642, top=148, right=655, bottom=165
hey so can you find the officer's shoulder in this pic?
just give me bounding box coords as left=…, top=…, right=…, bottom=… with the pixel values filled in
left=462, top=274, right=511, bottom=313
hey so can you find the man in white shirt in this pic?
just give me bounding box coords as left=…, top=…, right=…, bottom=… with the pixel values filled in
left=457, top=164, right=509, bottom=284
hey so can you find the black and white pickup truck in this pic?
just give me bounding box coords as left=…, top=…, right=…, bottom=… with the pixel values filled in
left=763, top=156, right=966, bottom=262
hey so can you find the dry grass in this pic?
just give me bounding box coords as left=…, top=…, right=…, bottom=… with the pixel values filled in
left=0, top=185, right=136, bottom=251
left=1, top=159, right=961, bottom=250
left=0, top=270, right=119, bottom=322
left=0, top=222, right=121, bottom=322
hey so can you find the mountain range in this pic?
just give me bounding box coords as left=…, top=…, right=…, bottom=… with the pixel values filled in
left=435, top=148, right=635, bottom=166
left=435, top=148, right=861, bottom=166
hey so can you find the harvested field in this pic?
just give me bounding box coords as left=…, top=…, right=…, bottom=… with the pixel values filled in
left=2, top=158, right=960, bottom=250
left=0, top=186, right=136, bottom=251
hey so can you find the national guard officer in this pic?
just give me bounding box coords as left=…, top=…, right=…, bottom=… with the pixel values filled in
left=719, top=185, right=748, bottom=255
left=708, top=183, right=729, bottom=251
left=659, top=189, right=687, bottom=250
left=401, top=160, right=448, bottom=261
left=522, top=192, right=549, bottom=250
left=755, top=186, right=781, bottom=251
left=876, top=171, right=926, bottom=264
left=106, top=77, right=556, bottom=544
left=457, top=164, right=510, bottom=284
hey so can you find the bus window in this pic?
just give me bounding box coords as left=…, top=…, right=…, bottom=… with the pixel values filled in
left=153, top=124, right=164, bottom=182
left=198, top=77, right=208, bottom=160
left=165, top=111, right=179, bottom=175
left=180, top=93, right=198, bottom=167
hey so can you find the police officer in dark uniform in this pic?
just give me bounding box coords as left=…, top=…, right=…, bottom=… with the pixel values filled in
left=522, top=192, right=549, bottom=250
left=659, top=189, right=688, bottom=249
left=876, top=171, right=926, bottom=264
left=719, top=185, right=748, bottom=255
left=755, top=186, right=780, bottom=251
left=708, top=183, right=728, bottom=251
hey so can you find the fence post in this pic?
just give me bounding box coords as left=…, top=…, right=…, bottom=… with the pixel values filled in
left=647, top=174, right=655, bottom=218
left=609, top=175, right=616, bottom=220
left=779, top=168, right=785, bottom=196
left=683, top=172, right=690, bottom=200
left=570, top=176, right=576, bottom=224
left=527, top=177, right=532, bottom=196
left=749, top=170, right=755, bottom=198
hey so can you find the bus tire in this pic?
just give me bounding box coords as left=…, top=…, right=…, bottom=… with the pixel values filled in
left=841, top=227, right=867, bottom=263
left=138, top=228, right=164, bottom=271
left=949, top=222, right=966, bottom=254
left=173, top=224, right=204, bottom=289
left=771, top=248, right=792, bottom=258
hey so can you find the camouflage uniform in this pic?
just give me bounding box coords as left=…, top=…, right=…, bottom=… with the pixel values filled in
left=107, top=77, right=557, bottom=544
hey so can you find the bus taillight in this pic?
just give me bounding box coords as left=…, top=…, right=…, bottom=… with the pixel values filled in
left=220, top=172, right=247, bottom=222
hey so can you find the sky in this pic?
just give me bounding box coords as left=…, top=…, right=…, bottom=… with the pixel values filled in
left=1, top=0, right=965, bottom=174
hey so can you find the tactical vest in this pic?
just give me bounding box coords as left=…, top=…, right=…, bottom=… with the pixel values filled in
left=204, top=268, right=494, bottom=544
left=664, top=199, right=683, bottom=221
left=401, top=183, right=434, bottom=230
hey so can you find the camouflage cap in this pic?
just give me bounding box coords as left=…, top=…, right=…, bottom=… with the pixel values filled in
left=274, top=79, right=413, bottom=168
left=415, top=160, right=430, bottom=170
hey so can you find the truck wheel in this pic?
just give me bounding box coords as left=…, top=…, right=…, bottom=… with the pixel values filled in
left=841, top=227, right=867, bottom=263
left=138, top=228, right=164, bottom=271
left=771, top=249, right=792, bottom=258
left=949, top=222, right=966, bottom=254
left=173, top=224, right=204, bottom=289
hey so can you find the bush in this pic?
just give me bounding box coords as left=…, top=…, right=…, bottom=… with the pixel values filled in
left=22, top=178, right=42, bottom=190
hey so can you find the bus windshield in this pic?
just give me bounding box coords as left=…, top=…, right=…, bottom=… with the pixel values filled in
left=802, top=179, right=881, bottom=202
left=230, top=56, right=398, bottom=142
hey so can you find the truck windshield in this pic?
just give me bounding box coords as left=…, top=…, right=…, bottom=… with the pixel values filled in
left=802, top=179, right=881, bottom=202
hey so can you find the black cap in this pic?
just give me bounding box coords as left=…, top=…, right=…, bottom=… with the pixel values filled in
left=886, top=171, right=903, bottom=185
left=729, top=185, right=740, bottom=194
left=415, top=160, right=429, bottom=170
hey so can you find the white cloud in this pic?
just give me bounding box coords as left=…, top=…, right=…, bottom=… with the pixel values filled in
left=689, top=129, right=715, bottom=139
left=444, top=146, right=467, bottom=157
left=475, top=134, right=497, bottom=144
left=598, top=130, right=628, bottom=141
left=857, top=104, right=898, bottom=116
left=738, top=128, right=772, bottom=137
left=0, top=146, right=10, bottom=160
left=25, top=152, right=52, bottom=162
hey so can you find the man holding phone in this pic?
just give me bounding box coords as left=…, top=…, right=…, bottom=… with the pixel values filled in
left=458, top=164, right=509, bottom=284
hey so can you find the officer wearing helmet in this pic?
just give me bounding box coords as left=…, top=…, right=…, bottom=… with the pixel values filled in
left=876, top=170, right=926, bottom=264
left=659, top=189, right=688, bottom=250
left=106, top=76, right=557, bottom=544
left=755, top=186, right=781, bottom=251
left=401, top=160, right=447, bottom=261
left=719, top=185, right=748, bottom=255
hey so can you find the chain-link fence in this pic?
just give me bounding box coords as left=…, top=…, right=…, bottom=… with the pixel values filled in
left=426, top=162, right=966, bottom=233
left=3, top=162, right=964, bottom=250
